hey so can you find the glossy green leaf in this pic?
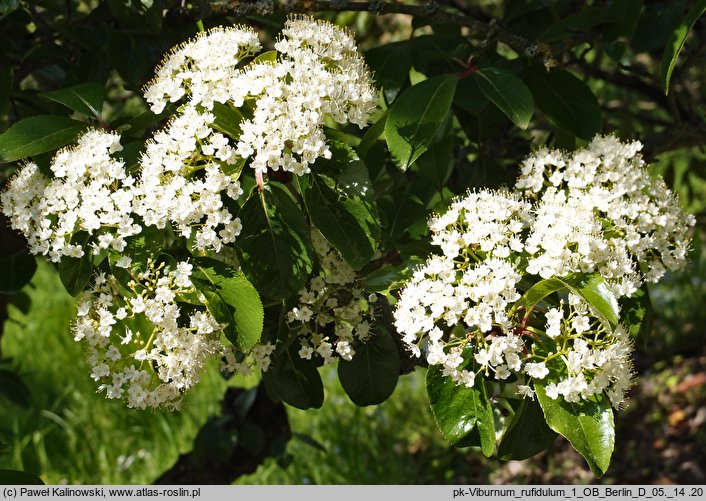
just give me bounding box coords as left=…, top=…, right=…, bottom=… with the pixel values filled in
left=473, top=67, right=533, bottom=130
left=0, top=115, right=87, bottom=163
left=357, top=110, right=387, bottom=160
left=0, top=469, right=44, bottom=485
left=426, top=365, right=495, bottom=456
left=0, top=0, right=19, bottom=19
left=453, top=77, right=488, bottom=115
left=379, top=194, right=426, bottom=245
left=264, top=342, right=324, bottom=410
left=414, top=112, right=454, bottom=190
left=251, top=50, right=278, bottom=64
left=619, top=284, right=653, bottom=345
left=108, top=30, right=160, bottom=83
left=385, top=74, right=458, bottom=171
left=524, top=68, right=602, bottom=140
left=237, top=183, right=313, bottom=300
left=211, top=102, right=245, bottom=140
left=338, top=326, right=400, bottom=406
left=40, top=82, right=105, bottom=118
left=517, top=273, right=620, bottom=328
left=118, top=109, right=169, bottom=139
left=660, top=0, right=706, bottom=94
left=365, top=41, right=413, bottom=103
left=301, top=143, right=380, bottom=270
left=0, top=251, right=37, bottom=294
left=191, top=257, right=264, bottom=352
left=605, top=0, right=643, bottom=40
left=123, top=225, right=164, bottom=267
left=498, top=398, right=557, bottom=460
left=58, top=233, right=92, bottom=296
left=0, top=369, right=31, bottom=408
left=535, top=383, right=615, bottom=477
left=363, top=257, right=424, bottom=293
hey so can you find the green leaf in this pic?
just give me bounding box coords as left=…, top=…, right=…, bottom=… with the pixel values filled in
left=365, top=41, right=413, bottom=103
left=0, top=469, right=44, bottom=485
left=379, top=194, right=426, bottom=245
left=190, top=257, right=263, bottom=352
left=605, top=0, right=643, bottom=40
left=660, top=0, right=706, bottom=94
left=414, top=111, right=454, bottom=190
left=123, top=225, right=164, bottom=267
left=0, top=369, right=31, bottom=408
left=211, top=102, right=245, bottom=140
left=517, top=273, right=620, bottom=328
left=356, top=110, right=387, bottom=160
left=385, top=74, right=458, bottom=171
left=453, top=77, right=489, bottom=115
left=301, top=143, right=380, bottom=270
left=40, top=82, right=105, bottom=118
left=473, top=67, right=533, bottom=130
left=237, top=183, right=314, bottom=300
left=251, top=50, right=278, bottom=64
left=338, top=326, right=401, bottom=406
left=535, top=383, right=615, bottom=477
left=0, top=0, right=19, bottom=19
left=426, top=365, right=495, bottom=456
left=193, top=416, right=238, bottom=465
left=363, top=257, right=424, bottom=293
left=524, top=68, right=602, bottom=140
left=108, top=30, right=161, bottom=83
left=58, top=233, right=92, bottom=296
left=0, top=115, right=88, bottom=163
left=619, top=284, right=653, bottom=346
left=0, top=251, right=37, bottom=294
left=264, top=342, right=324, bottom=410
left=498, top=398, right=557, bottom=460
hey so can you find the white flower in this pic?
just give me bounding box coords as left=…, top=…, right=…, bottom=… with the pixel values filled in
left=524, top=362, right=549, bottom=379
left=1, top=131, right=140, bottom=263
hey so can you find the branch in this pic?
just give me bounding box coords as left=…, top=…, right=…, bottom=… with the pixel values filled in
left=198, top=0, right=555, bottom=66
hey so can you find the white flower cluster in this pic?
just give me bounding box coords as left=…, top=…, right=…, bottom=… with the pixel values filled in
left=395, top=191, right=527, bottom=388
left=73, top=260, right=224, bottom=409
left=1, top=131, right=139, bottom=262
left=2, top=17, right=377, bottom=409
left=516, top=135, right=695, bottom=285
left=393, top=136, right=693, bottom=408
left=2, top=121, right=244, bottom=258
left=144, top=16, right=377, bottom=177
left=144, top=26, right=261, bottom=114
left=288, top=230, right=374, bottom=365
left=133, top=107, right=244, bottom=252
left=538, top=295, right=634, bottom=409
left=239, top=16, right=377, bottom=175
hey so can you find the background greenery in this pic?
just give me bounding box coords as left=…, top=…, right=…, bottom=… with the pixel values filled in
left=1, top=0, right=706, bottom=484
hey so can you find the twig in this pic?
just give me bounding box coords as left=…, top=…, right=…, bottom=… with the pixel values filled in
left=197, top=0, right=555, bottom=66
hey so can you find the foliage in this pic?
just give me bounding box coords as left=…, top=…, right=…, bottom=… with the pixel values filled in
left=1, top=0, right=705, bottom=482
